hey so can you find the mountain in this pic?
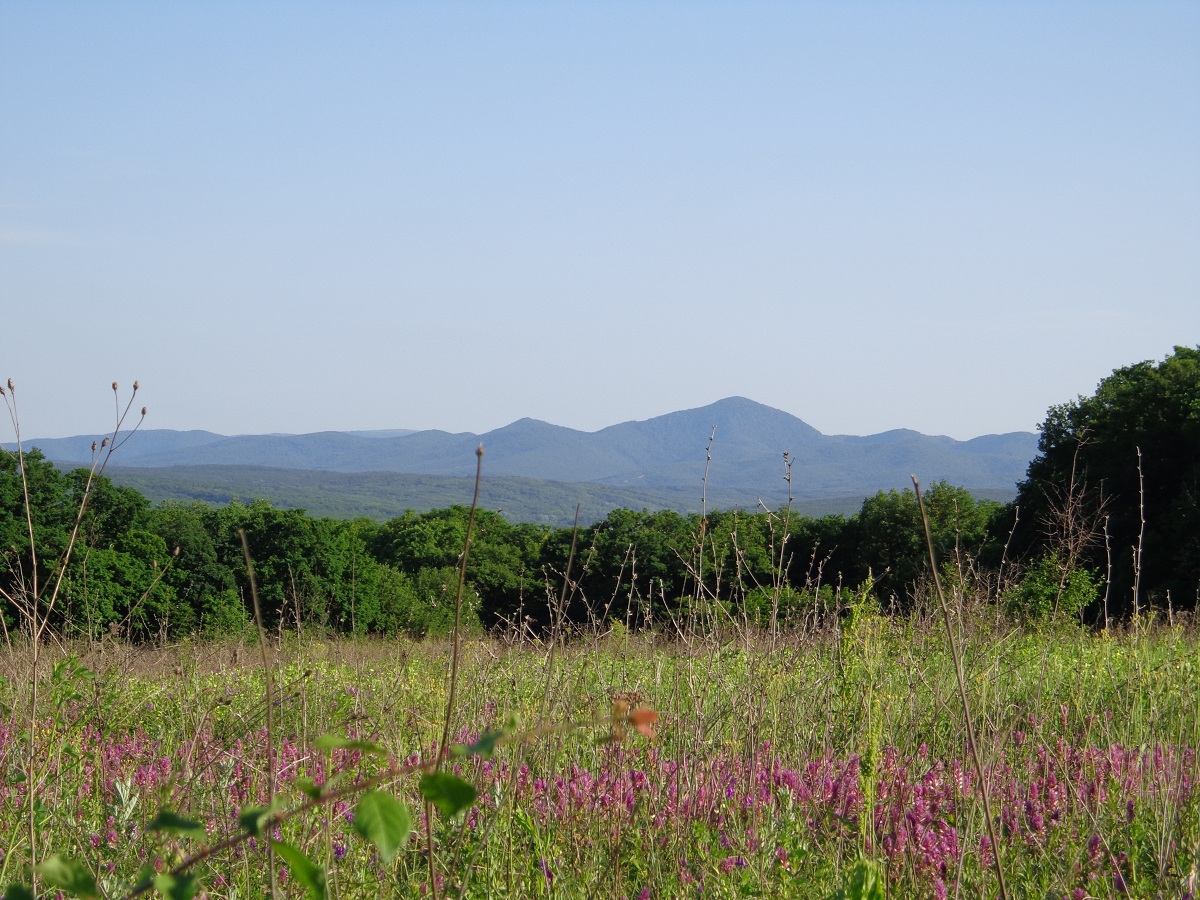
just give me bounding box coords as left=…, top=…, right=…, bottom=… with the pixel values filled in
left=11, top=397, right=1039, bottom=523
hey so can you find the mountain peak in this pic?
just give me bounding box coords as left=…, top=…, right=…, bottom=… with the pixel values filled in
left=14, top=399, right=1038, bottom=521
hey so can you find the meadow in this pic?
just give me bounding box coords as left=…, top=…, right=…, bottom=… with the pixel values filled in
left=1, top=609, right=1197, bottom=899
left=3, top=355, right=1199, bottom=898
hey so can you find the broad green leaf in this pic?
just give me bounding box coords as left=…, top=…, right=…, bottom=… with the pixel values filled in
left=833, top=858, right=884, bottom=900
left=314, top=733, right=387, bottom=757
left=36, top=855, right=98, bottom=899
left=3, top=883, right=33, bottom=900
left=419, top=772, right=478, bottom=818
left=146, top=809, right=206, bottom=840
left=132, top=865, right=156, bottom=894
left=238, top=799, right=284, bottom=837
left=295, top=776, right=324, bottom=800
left=352, top=791, right=411, bottom=862
left=514, top=807, right=539, bottom=841
left=153, top=873, right=200, bottom=900
left=451, top=728, right=505, bottom=759
left=270, top=841, right=327, bottom=900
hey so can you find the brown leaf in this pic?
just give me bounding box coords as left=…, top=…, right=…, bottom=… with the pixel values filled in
left=627, top=707, right=659, bottom=739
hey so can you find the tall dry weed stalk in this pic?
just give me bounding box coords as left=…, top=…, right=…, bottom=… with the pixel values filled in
left=426, top=443, right=484, bottom=900
left=913, top=475, right=1008, bottom=900
left=1, top=380, right=145, bottom=889
left=238, top=527, right=279, bottom=896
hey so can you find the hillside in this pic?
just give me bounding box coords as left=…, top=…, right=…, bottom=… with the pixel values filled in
left=14, top=397, right=1038, bottom=523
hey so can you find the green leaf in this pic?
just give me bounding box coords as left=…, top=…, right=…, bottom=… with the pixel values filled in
left=270, top=841, right=327, bottom=900
left=295, top=776, right=324, bottom=800
left=514, top=807, right=539, bottom=841
left=237, top=800, right=284, bottom=837
left=3, top=884, right=33, bottom=900
left=314, top=733, right=387, bottom=757
left=352, top=791, right=411, bottom=862
left=146, top=809, right=206, bottom=841
left=419, top=772, right=478, bottom=818
left=451, top=728, right=505, bottom=759
left=36, top=855, right=98, bottom=899
left=833, top=857, right=884, bottom=900
left=153, top=873, right=200, bottom=900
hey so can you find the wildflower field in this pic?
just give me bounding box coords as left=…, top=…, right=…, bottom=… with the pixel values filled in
left=1, top=613, right=1197, bottom=899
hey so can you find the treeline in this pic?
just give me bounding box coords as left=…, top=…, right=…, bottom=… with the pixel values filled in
left=3, top=347, right=1196, bottom=638
left=1, top=454, right=1013, bottom=639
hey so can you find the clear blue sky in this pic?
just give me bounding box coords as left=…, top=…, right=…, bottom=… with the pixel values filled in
left=3, top=2, right=1197, bottom=441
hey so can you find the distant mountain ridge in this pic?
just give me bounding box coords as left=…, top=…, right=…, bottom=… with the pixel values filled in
left=12, top=397, right=1039, bottom=523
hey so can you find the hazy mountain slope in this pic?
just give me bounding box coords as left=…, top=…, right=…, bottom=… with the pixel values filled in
left=14, top=397, right=1039, bottom=521
left=105, top=464, right=873, bottom=525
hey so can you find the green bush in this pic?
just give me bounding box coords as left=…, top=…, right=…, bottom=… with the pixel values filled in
left=1006, top=552, right=1102, bottom=621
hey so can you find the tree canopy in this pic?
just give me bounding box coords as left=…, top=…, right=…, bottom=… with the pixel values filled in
left=1013, top=345, right=1200, bottom=616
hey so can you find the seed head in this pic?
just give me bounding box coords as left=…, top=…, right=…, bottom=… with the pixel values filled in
left=6, top=378, right=13, bottom=391
left=101, top=437, right=109, bottom=448
left=141, top=407, right=148, bottom=416
left=91, top=441, right=98, bottom=452
left=133, top=380, right=140, bottom=390
left=112, top=381, right=118, bottom=392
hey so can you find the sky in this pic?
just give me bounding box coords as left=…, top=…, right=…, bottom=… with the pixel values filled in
left=2, top=2, right=1197, bottom=443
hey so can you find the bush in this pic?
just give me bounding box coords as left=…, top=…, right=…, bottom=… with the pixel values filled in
left=1006, top=552, right=1102, bottom=621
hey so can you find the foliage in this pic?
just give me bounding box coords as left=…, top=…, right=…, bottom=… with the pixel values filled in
left=1014, top=345, right=1200, bottom=616
left=1005, top=552, right=1103, bottom=622
left=147, top=502, right=243, bottom=635
left=370, top=506, right=545, bottom=626
left=0, top=449, right=73, bottom=626
left=845, top=482, right=1002, bottom=608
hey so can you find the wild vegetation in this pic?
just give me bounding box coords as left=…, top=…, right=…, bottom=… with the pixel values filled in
left=0, top=346, right=1197, bottom=898
left=1, top=621, right=1197, bottom=899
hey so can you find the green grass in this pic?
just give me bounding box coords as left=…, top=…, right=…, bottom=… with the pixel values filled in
left=0, top=614, right=1197, bottom=898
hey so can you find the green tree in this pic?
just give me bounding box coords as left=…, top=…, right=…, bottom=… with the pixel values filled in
left=148, top=501, right=243, bottom=634
left=0, top=449, right=73, bottom=626
left=67, top=470, right=150, bottom=547
left=370, top=506, right=546, bottom=627
left=206, top=499, right=329, bottom=630
left=847, top=482, right=1001, bottom=607
left=558, top=508, right=694, bottom=629
left=1005, top=551, right=1102, bottom=622
left=66, top=528, right=177, bottom=639
left=1013, top=346, right=1200, bottom=617
left=1, top=452, right=172, bottom=636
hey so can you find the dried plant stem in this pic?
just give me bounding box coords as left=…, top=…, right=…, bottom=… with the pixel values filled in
left=1103, top=514, right=1113, bottom=630
left=239, top=528, right=278, bottom=898
left=689, top=426, right=717, bottom=642
left=428, top=443, right=484, bottom=900
left=913, top=476, right=1008, bottom=900
left=1, top=379, right=144, bottom=889
left=542, top=503, right=581, bottom=711
left=1132, top=446, right=1145, bottom=619
left=451, top=503, right=582, bottom=900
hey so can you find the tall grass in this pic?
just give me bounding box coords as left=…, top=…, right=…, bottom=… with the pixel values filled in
left=0, top=612, right=1196, bottom=897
